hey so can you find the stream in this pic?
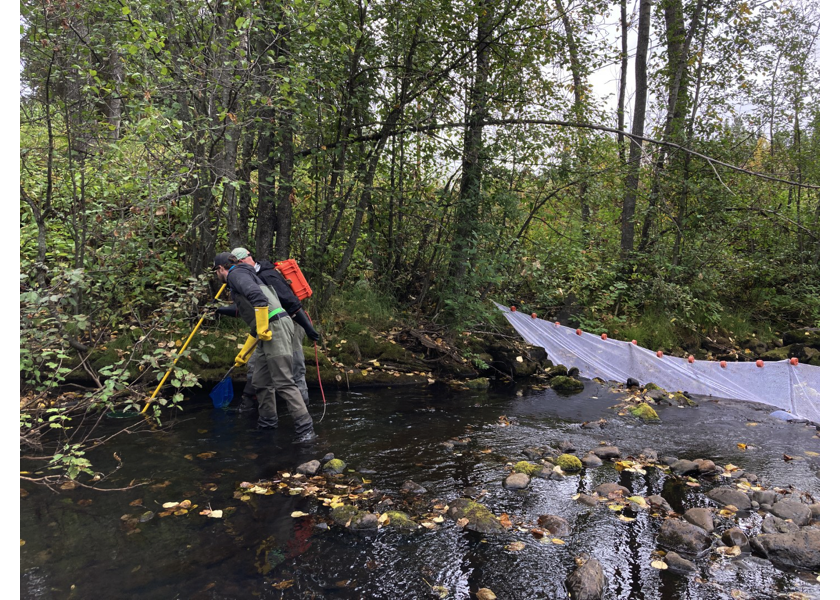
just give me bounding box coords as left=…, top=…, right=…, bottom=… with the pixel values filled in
left=20, top=381, right=820, bottom=599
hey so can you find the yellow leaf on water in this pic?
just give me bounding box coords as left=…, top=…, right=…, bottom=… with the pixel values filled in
left=272, top=580, right=294, bottom=590
left=174, top=509, right=188, bottom=516
left=506, top=541, right=526, bottom=551
left=551, top=538, right=565, bottom=545
left=618, top=515, right=636, bottom=522
left=746, top=423, right=758, bottom=427
left=628, top=496, right=648, bottom=508
left=805, top=451, right=819, bottom=457
left=433, top=516, right=445, bottom=523
left=456, top=518, right=469, bottom=527
left=421, top=521, right=436, bottom=529
left=20, top=539, right=25, bottom=547
left=651, top=560, right=668, bottom=569
left=208, top=510, right=223, bottom=518
left=162, top=502, right=179, bottom=509
left=196, top=452, right=216, bottom=460
left=290, top=511, right=309, bottom=518
left=737, top=443, right=747, bottom=450
left=608, top=504, right=624, bottom=511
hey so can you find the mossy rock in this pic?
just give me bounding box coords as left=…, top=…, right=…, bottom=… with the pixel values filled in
left=553, top=454, right=582, bottom=472
left=385, top=511, right=419, bottom=533
left=761, top=346, right=792, bottom=361
left=629, top=402, right=660, bottom=421
left=513, top=461, right=543, bottom=476
left=671, top=392, right=696, bottom=407
left=545, top=364, right=569, bottom=377
left=644, top=382, right=662, bottom=391
left=323, top=459, right=347, bottom=474
left=447, top=498, right=505, bottom=534
left=550, top=376, right=584, bottom=393
left=331, top=504, right=362, bottom=525
left=464, top=377, right=490, bottom=390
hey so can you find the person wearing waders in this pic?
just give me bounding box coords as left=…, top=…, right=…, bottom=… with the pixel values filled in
left=216, top=247, right=320, bottom=412
left=212, top=252, right=317, bottom=444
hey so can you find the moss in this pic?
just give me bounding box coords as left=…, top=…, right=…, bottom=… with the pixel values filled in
left=644, top=382, right=662, bottom=391
left=385, top=511, right=418, bottom=533
left=513, top=461, right=542, bottom=476
left=672, top=392, right=696, bottom=407
left=331, top=505, right=361, bottom=525
left=545, top=365, right=568, bottom=377
left=553, top=454, right=582, bottom=472
left=550, top=376, right=584, bottom=393
left=464, top=377, right=490, bottom=390
left=323, top=459, right=347, bottom=474
left=630, top=402, right=660, bottom=420
left=378, top=343, right=408, bottom=361
left=447, top=498, right=504, bottom=534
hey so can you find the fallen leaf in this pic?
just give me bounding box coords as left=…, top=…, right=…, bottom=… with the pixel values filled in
left=129, top=499, right=144, bottom=507
left=506, top=541, right=526, bottom=551
left=433, top=516, right=445, bottom=523
left=737, top=444, right=747, bottom=450
left=162, top=502, right=180, bottom=509
left=196, top=452, right=216, bottom=460
left=685, top=481, right=700, bottom=487
left=432, top=585, right=449, bottom=598
left=20, top=540, right=25, bottom=546
left=805, top=451, right=819, bottom=457
left=476, top=589, right=497, bottom=600
left=456, top=518, right=469, bottom=527
left=499, top=513, right=513, bottom=528
left=651, top=560, right=668, bottom=570
left=746, top=423, right=758, bottom=427
left=208, top=510, right=223, bottom=518
left=77, top=499, right=93, bottom=507
left=272, top=580, right=294, bottom=590
left=618, top=515, right=636, bottom=522
left=551, top=538, right=565, bottom=545
left=291, top=511, right=309, bottom=518
left=628, top=496, right=648, bottom=508
left=480, top=449, right=492, bottom=454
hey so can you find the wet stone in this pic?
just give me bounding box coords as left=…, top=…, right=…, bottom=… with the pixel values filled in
left=400, top=480, right=427, bottom=495
left=722, top=527, right=750, bottom=547
left=323, top=459, right=347, bottom=475
left=504, top=473, right=530, bottom=490
left=590, top=446, right=620, bottom=460
left=664, top=551, right=697, bottom=573
left=769, top=500, right=812, bottom=526
left=670, top=459, right=700, bottom=476
left=593, top=483, right=631, bottom=497
left=809, top=502, right=820, bottom=521
left=321, top=453, right=335, bottom=463
left=695, top=459, right=716, bottom=473
left=657, top=519, right=713, bottom=556
left=447, top=498, right=505, bottom=534
left=639, top=448, right=658, bottom=463
left=646, top=495, right=673, bottom=514
left=555, top=440, right=576, bottom=453
left=580, top=453, right=603, bottom=468
left=707, top=487, right=752, bottom=510
left=296, top=460, right=321, bottom=476
left=683, top=508, right=714, bottom=533
left=566, top=555, right=606, bottom=600
left=441, top=442, right=455, bottom=453
left=462, top=486, right=481, bottom=498
left=762, top=515, right=800, bottom=534
left=750, top=529, right=820, bottom=571
left=534, top=467, right=554, bottom=480
left=523, top=447, right=544, bottom=461
left=661, top=456, right=679, bottom=466
left=451, top=438, right=471, bottom=447
left=750, top=490, right=777, bottom=505
left=537, top=514, right=571, bottom=536
left=577, top=494, right=599, bottom=507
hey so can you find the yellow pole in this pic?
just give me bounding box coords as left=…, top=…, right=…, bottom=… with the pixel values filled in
left=140, top=283, right=227, bottom=414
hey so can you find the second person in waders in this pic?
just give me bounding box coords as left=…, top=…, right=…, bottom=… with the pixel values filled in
left=213, top=252, right=317, bottom=444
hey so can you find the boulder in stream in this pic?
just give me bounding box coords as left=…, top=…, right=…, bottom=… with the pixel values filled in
left=707, top=487, right=752, bottom=510
left=565, top=555, right=606, bottom=600
left=657, top=519, right=713, bottom=556
left=447, top=498, right=505, bottom=534
left=750, top=529, right=820, bottom=571
left=769, top=500, right=812, bottom=526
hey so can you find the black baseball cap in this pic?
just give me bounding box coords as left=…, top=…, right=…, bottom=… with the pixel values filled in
left=213, top=252, right=235, bottom=270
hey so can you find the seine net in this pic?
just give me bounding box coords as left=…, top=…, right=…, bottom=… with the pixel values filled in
left=497, top=303, right=820, bottom=424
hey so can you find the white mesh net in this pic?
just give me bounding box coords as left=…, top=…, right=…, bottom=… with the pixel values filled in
left=496, top=303, right=820, bottom=424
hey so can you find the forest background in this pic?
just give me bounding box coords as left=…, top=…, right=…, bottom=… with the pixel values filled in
left=17, top=0, right=827, bottom=477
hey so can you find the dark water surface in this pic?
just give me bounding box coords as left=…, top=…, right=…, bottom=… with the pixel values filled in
left=20, top=382, right=820, bottom=599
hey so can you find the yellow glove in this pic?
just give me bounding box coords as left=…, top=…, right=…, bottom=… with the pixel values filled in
left=254, top=306, right=273, bottom=341
left=234, top=335, right=258, bottom=367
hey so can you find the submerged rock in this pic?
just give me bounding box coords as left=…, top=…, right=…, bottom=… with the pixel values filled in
left=762, top=515, right=800, bottom=534
left=669, top=459, right=699, bottom=476
left=646, top=495, right=673, bottom=514
left=580, top=453, right=603, bottom=468
left=593, top=483, right=631, bottom=497
left=513, top=461, right=542, bottom=476
left=657, top=519, right=712, bottom=556
left=566, top=555, right=606, bottom=600
left=400, top=480, right=427, bottom=495
left=447, top=498, right=505, bottom=534
left=722, top=527, right=749, bottom=548
left=464, top=377, right=490, bottom=390
left=384, top=511, right=419, bottom=533
left=590, top=446, right=620, bottom=460
left=331, top=505, right=377, bottom=531
left=576, top=493, right=599, bottom=507
left=750, top=529, right=820, bottom=571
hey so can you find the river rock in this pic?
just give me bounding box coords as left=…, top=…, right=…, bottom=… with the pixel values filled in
left=447, top=498, right=505, bottom=534
left=695, top=459, right=716, bottom=473
left=683, top=508, right=714, bottom=533
left=554, top=439, right=577, bottom=453
left=722, top=527, right=749, bottom=547
left=296, top=460, right=321, bottom=476
left=523, top=447, right=545, bottom=460
left=323, top=458, right=347, bottom=474
left=660, top=456, right=678, bottom=466
left=670, top=459, right=700, bottom=476
left=504, top=473, right=530, bottom=490
left=707, top=487, right=752, bottom=510
left=762, top=515, right=800, bottom=534
left=384, top=511, right=420, bottom=533
left=400, top=480, right=427, bottom=494
left=769, top=500, right=812, bottom=526
left=441, top=442, right=455, bottom=453
left=626, top=377, right=640, bottom=388
left=590, top=446, right=620, bottom=460
left=551, top=375, right=584, bottom=392
left=451, top=438, right=471, bottom=447
left=639, top=448, right=658, bottom=463
left=537, top=514, right=570, bottom=536
left=593, top=483, right=631, bottom=497
left=809, top=502, right=820, bottom=521
left=750, top=490, right=777, bottom=505
left=663, top=551, right=697, bottom=573
left=646, top=495, right=673, bottom=514
left=657, top=519, right=712, bottom=556
left=580, top=453, right=603, bottom=468
left=332, top=505, right=376, bottom=531
left=321, top=452, right=335, bottom=462
left=565, top=555, right=605, bottom=600
left=577, top=493, right=599, bottom=507
left=750, top=529, right=820, bottom=570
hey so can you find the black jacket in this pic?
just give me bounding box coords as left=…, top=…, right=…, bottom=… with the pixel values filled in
left=226, top=263, right=269, bottom=329
left=254, top=260, right=302, bottom=315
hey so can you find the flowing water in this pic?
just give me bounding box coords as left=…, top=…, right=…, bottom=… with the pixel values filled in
left=20, top=382, right=820, bottom=599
